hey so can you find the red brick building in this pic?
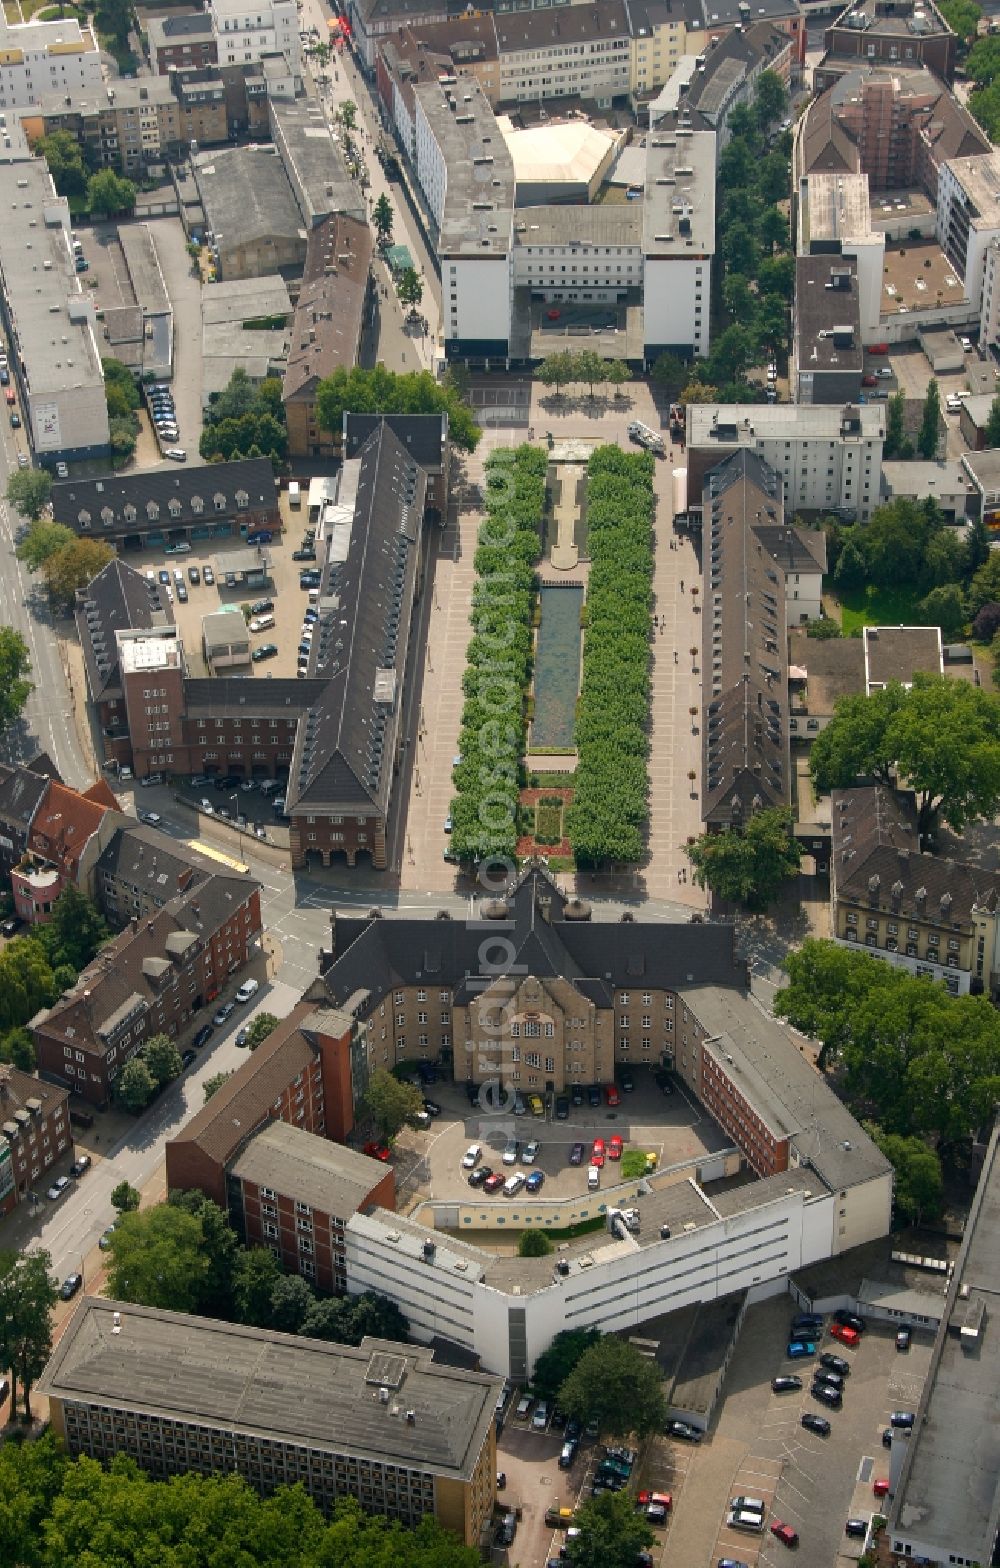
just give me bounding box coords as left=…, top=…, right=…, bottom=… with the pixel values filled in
left=31, top=872, right=262, bottom=1107
left=226, top=1120, right=395, bottom=1292
left=0, top=1065, right=71, bottom=1217
left=165, top=1001, right=363, bottom=1203
left=13, top=778, right=120, bottom=924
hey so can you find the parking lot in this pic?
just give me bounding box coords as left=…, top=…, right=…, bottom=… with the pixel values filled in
left=123, top=503, right=316, bottom=682
left=664, top=1295, right=931, bottom=1568
left=394, top=1067, right=731, bottom=1211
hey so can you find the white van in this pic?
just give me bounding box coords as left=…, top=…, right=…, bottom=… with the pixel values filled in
left=288, top=480, right=302, bottom=508
left=727, top=1511, right=764, bottom=1534
left=587, top=1164, right=600, bottom=1190
left=308, top=587, right=320, bottom=605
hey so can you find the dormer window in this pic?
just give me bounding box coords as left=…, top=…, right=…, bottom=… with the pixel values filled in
left=100, top=506, right=114, bottom=527
left=123, top=504, right=136, bottom=523
left=235, top=489, right=248, bottom=508
left=190, top=495, right=204, bottom=515
left=77, top=509, right=91, bottom=527
left=146, top=501, right=159, bottom=520
left=168, top=498, right=182, bottom=517
left=213, top=492, right=226, bottom=511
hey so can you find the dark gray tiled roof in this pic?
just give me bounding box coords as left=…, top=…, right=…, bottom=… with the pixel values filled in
left=286, top=424, right=425, bottom=816
left=701, top=451, right=791, bottom=825
left=832, top=786, right=1000, bottom=926
left=75, top=558, right=169, bottom=701
left=342, top=413, right=448, bottom=476
left=323, top=866, right=742, bottom=1010
left=182, top=678, right=325, bottom=717
left=0, top=761, right=51, bottom=837
left=52, top=458, right=278, bottom=534
left=97, top=824, right=219, bottom=902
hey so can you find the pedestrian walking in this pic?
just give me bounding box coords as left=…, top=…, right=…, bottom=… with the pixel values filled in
left=680, top=579, right=685, bottom=592
left=674, top=649, right=678, bottom=664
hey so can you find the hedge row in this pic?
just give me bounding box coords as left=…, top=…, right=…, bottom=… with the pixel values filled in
left=449, top=445, right=547, bottom=863
left=567, top=446, right=655, bottom=864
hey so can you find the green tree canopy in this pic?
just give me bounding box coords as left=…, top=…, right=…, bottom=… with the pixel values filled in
left=517, top=1229, right=553, bottom=1257
left=397, top=267, right=423, bottom=310
left=16, top=520, right=75, bottom=572
left=363, top=1067, right=425, bottom=1141
left=0, top=629, right=32, bottom=736
left=809, top=673, right=1000, bottom=838
left=37, top=884, right=108, bottom=973
left=866, top=1125, right=943, bottom=1223
left=754, top=68, right=788, bottom=128
left=314, top=366, right=481, bottom=453
left=245, top=1012, right=279, bottom=1050
left=142, top=1033, right=182, bottom=1088
left=0, top=1249, right=57, bottom=1422
left=532, top=1328, right=601, bottom=1400
left=373, top=192, right=393, bottom=245
left=37, top=131, right=87, bottom=197
left=6, top=468, right=52, bottom=522
left=42, top=538, right=115, bottom=610
left=204, top=1071, right=233, bottom=1101
left=106, top=1203, right=210, bottom=1313
left=110, top=1181, right=140, bottom=1215
left=114, top=1055, right=157, bottom=1114
left=686, top=808, right=801, bottom=909
left=232, top=1247, right=283, bottom=1328
left=984, top=393, right=1000, bottom=448
left=87, top=169, right=136, bottom=219
left=566, top=1489, right=656, bottom=1568
left=558, top=1335, right=667, bottom=1439
left=918, top=378, right=941, bottom=459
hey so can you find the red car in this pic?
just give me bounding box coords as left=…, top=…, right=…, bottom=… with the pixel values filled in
left=771, top=1521, right=799, bottom=1548
left=609, top=1134, right=623, bottom=1161
left=591, top=1138, right=606, bottom=1168
left=873, top=1479, right=889, bottom=1498
left=483, top=1172, right=504, bottom=1193
left=363, top=1141, right=391, bottom=1162
left=636, top=1490, right=672, bottom=1511
left=861, top=374, right=877, bottom=387
left=869, top=343, right=889, bottom=355
left=830, top=1323, right=860, bottom=1348
left=605, top=1084, right=620, bottom=1106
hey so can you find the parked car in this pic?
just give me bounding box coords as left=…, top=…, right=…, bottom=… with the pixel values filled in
left=770, top=1521, right=798, bottom=1548
left=895, top=1326, right=912, bottom=1352
left=468, top=1166, right=492, bottom=1188
left=772, top=1375, right=802, bottom=1393
left=558, top=1440, right=578, bottom=1469
left=252, top=643, right=278, bottom=662
left=811, top=1382, right=842, bottom=1409
left=522, top=1140, right=541, bottom=1164
left=890, top=1410, right=915, bottom=1429
left=531, top=1401, right=550, bottom=1430
left=69, top=1155, right=91, bottom=1178
left=569, top=1141, right=585, bottom=1166
left=181, top=1049, right=197, bottom=1069
left=212, top=1001, right=235, bottom=1026
left=203, top=565, right=215, bottom=584
left=608, top=1134, right=623, bottom=1161
left=98, top=1225, right=116, bottom=1251
left=587, top=1084, right=601, bottom=1107
left=555, top=1095, right=569, bottom=1119
left=165, top=541, right=191, bottom=555
left=819, top=1352, right=849, bottom=1376
left=46, top=1175, right=71, bottom=1202
left=801, top=1412, right=830, bottom=1437
left=188, top=566, right=200, bottom=584
left=192, top=1024, right=214, bottom=1049
left=666, top=1420, right=702, bottom=1442
left=834, top=1310, right=866, bottom=1333
left=249, top=598, right=274, bottom=615
left=787, top=1341, right=815, bottom=1359
left=483, top=1172, right=504, bottom=1193
left=292, top=548, right=316, bottom=561
left=845, top=1520, right=868, bottom=1539
left=59, top=1272, right=83, bottom=1300
left=605, top=1083, right=620, bottom=1106
left=502, top=1139, right=519, bottom=1165
left=525, top=1170, right=545, bottom=1192
left=462, top=1144, right=482, bottom=1169
left=591, top=1137, right=606, bottom=1167
left=814, top=1369, right=844, bottom=1390
left=829, top=1323, right=860, bottom=1348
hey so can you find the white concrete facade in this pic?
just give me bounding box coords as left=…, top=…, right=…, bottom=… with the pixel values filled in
left=209, top=0, right=300, bottom=73
left=413, top=93, right=447, bottom=230
left=346, top=1164, right=891, bottom=1381
left=441, top=254, right=512, bottom=352
left=0, top=16, right=102, bottom=110
left=644, top=253, right=711, bottom=358
left=497, top=35, right=631, bottom=106
left=512, top=230, right=642, bottom=301
left=936, top=154, right=1000, bottom=325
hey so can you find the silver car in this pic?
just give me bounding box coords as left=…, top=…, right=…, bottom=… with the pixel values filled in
left=502, top=1138, right=519, bottom=1165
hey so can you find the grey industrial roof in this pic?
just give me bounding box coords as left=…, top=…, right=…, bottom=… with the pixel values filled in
left=52, top=458, right=278, bottom=534
left=202, top=608, right=250, bottom=652
left=182, top=676, right=324, bottom=717
left=863, top=624, right=943, bottom=687
left=514, top=204, right=642, bottom=249
left=795, top=256, right=863, bottom=375
left=888, top=1120, right=1000, bottom=1560
left=284, top=424, right=425, bottom=817
left=678, top=985, right=892, bottom=1194
left=828, top=0, right=950, bottom=38
left=193, top=146, right=303, bottom=255
left=38, top=1298, right=501, bottom=1482
left=414, top=78, right=514, bottom=257
left=323, top=864, right=744, bottom=1014
left=962, top=447, right=1000, bottom=501
left=200, top=276, right=291, bottom=328
left=229, top=1119, right=391, bottom=1214
left=643, top=126, right=715, bottom=257
left=148, top=11, right=214, bottom=44
left=268, top=97, right=365, bottom=228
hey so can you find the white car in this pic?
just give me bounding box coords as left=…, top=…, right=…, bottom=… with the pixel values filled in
left=462, top=1144, right=482, bottom=1169
left=521, top=1140, right=540, bottom=1164
left=46, top=1175, right=70, bottom=1201
left=235, top=977, right=259, bottom=1004
left=502, top=1138, right=519, bottom=1165
left=960, top=336, right=973, bottom=351
left=55, top=462, right=68, bottom=478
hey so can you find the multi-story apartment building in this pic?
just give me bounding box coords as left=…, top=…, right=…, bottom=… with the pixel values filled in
left=209, top=0, right=300, bottom=74
left=28, top=73, right=228, bottom=176
left=414, top=77, right=515, bottom=363
left=52, top=458, right=281, bottom=549
left=831, top=786, right=1000, bottom=998
left=320, top=866, right=892, bottom=1380
left=0, top=756, right=59, bottom=886
left=877, top=1119, right=1000, bottom=1568
left=226, top=1120, right=396, bottom=1293
left=937, top=151, right=1000, bottom=330
left=651, top=22, right=792, bottom=151
left=0, top=1064, right=71, bottom=1217
left=642, top=125, right=715, bottom=360
left=492, top=1, right=631, bottom=105
left=0, top=158, right=108, bottom=464
left=40, top=1301, right=500, bottom=1549
left=817, top=0, right=956, bottom=90
left=699, top=450, right=825, bottom=832
left=793, top=256, right=864, bottom=405
left=511, top=204, right=642, bottom=306
left=685, top=400, right=885, bottom=521
left=631, top=0, right=708, bottom=106
left=31, top=871, right=263, bottom=1106
left=147, top=12, right=218, bottom=75
left=75, top=559, right=173, bottom=773
left=95, top=823, right=230, bottom=927
left=0, top=14, right=102, bottom=110
left=283, top=215, right=372, bottom=459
